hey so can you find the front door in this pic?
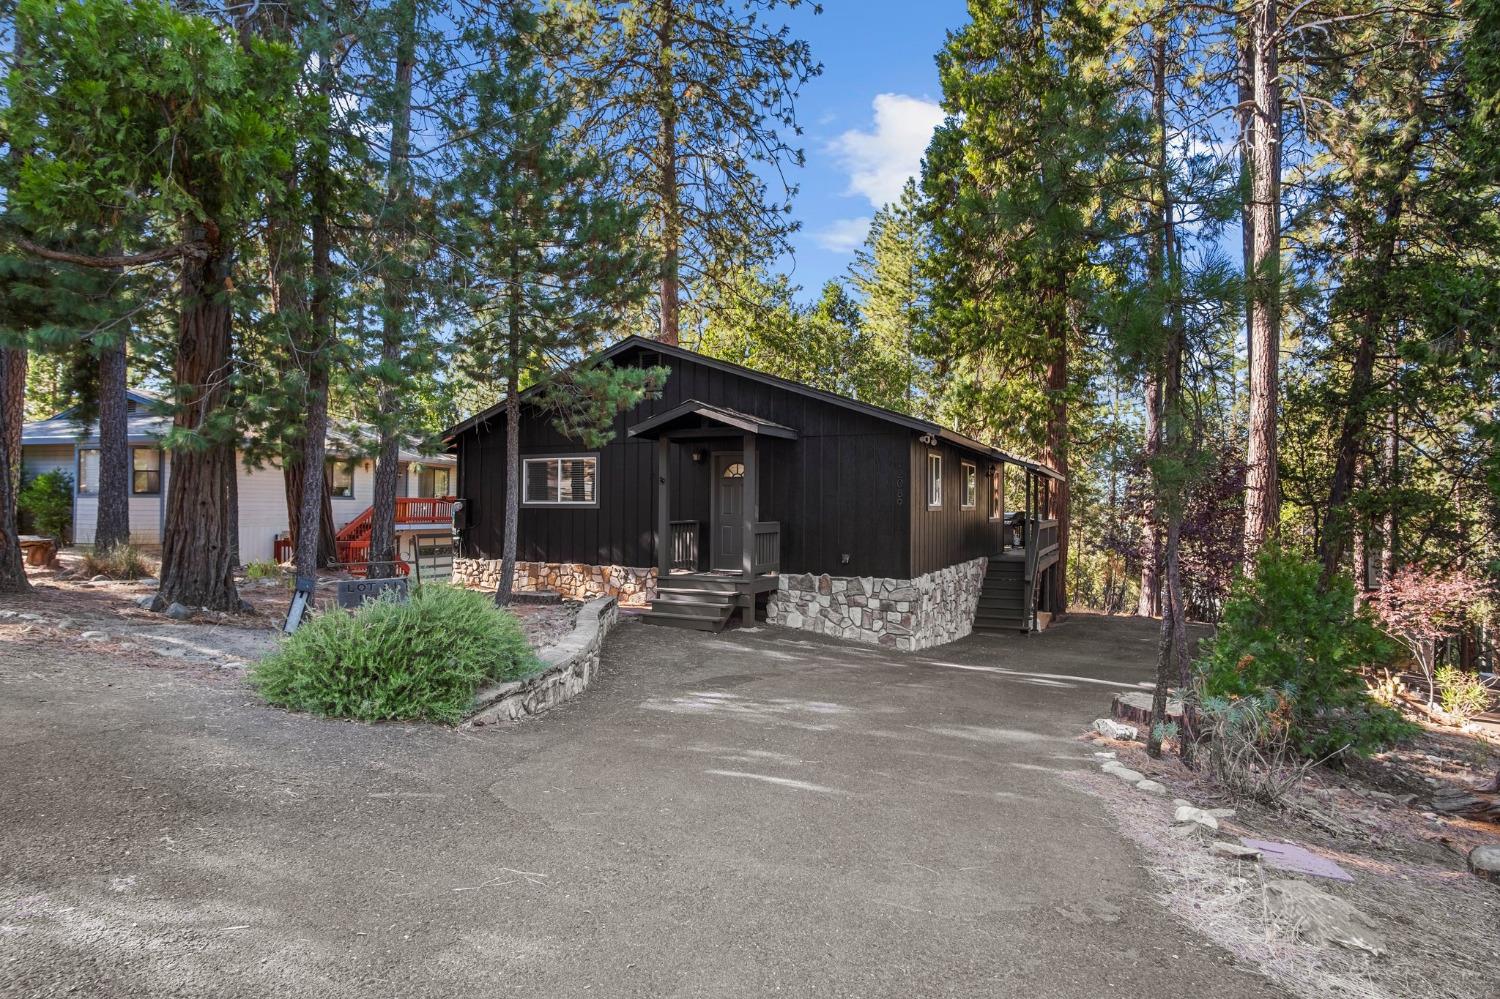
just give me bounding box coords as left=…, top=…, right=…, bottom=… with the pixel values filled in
left=712, top=452, right=745, bottom=571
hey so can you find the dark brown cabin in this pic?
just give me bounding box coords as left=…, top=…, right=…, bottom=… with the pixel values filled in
left=445, top=336, right=1061, bottom=636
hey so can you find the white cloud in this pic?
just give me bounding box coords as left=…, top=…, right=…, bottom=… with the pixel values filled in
left=829, top=94, right=945, bottom=208
left=812, top=217, right=872, bottom=253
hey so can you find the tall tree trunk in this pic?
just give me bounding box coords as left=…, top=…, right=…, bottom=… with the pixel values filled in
left=1138, top=372, right=1161, bottom=617
left=655, top=4, right=680, bottom=346
left=0, top=343, right=29, bottom=592
left=1380, top=402, right=1399, bottom=582
left=495, top=210, right=524, bottom=606
left=294, top=13, right=336, bottom=582
left=1043, top=336, right=1068, bottom=613
left=1317, top=138, right=1418, bottom=582
left=1236, top=15, right=1256, bottom=379
left=369, top=0, right=417, bottom=580
left=1242, top=0, right=1281, bottom=563
left=158, top=235, right=240, bottom=611
left=94, top=331, right=131, bottom=551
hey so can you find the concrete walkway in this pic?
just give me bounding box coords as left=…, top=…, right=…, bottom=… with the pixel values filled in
left=1, top=613, right=1282, bottom=998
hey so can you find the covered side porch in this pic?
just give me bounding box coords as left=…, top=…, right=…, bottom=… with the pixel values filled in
left=627, top=400, right=792, bottom=630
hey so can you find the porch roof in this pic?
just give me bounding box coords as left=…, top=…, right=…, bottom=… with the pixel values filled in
left=626, top=399, right=799, bottom=441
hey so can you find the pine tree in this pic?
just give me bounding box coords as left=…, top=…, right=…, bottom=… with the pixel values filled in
left=924, top=0, right=1134, bottom=613
left=4, top=0, right=296, bottom=608
left=559, top=0, right=820, bottom=345
left=448, top=12, right=662, bottom=603
left=847, top=179, right=934, bottom=415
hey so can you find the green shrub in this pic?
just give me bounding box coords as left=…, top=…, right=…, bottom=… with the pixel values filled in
left=245, top=560, right=283, bottom=581
left=18, top=469, right=73, bottom=541
left=1196, top=546, right=1415, bottom=759
left=251, top=583, right=537, bottom=723
left=1436, top=665, right=1492, bottom=721
left=81, top=543, right=154, bottom=580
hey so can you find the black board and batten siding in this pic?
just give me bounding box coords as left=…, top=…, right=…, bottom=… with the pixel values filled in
left=908, top=436, right=1008, bottom=578
left=451, top=344, right=924, bottom=579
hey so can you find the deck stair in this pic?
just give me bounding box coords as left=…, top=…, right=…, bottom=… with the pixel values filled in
left=641, top=573, right=742, bottom=632
left=973, top=554, right=1030, bottom=633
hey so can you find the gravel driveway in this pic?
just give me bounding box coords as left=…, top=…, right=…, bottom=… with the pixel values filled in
left=1, top=613, right=1282, bottom=998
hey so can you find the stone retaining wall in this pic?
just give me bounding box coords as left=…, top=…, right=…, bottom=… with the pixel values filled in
left=766, top=557, right=987, bottom=652
left=466, top=596, right=618, bottom=726
left=454, top=559, right=656, bottom=607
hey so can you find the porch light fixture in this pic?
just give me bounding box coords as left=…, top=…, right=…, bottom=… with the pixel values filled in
left=919, top=433, right=938, bottom=446
left=691, top=448, right=707, bottom=463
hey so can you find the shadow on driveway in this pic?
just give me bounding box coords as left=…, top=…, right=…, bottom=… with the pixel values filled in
left=0, top=611, right=1276, bottom=998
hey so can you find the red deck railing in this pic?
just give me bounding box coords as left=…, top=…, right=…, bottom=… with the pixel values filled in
left=274, top=496, right=454, bottom=576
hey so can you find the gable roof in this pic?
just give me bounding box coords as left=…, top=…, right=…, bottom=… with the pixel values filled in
left=444, top=334, right=1063, bottom=480
left=627, top=399, right=799, bottom=440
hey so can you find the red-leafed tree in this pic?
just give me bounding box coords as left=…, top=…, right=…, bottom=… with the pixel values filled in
left=1368, top=567, right=1494, bottom=706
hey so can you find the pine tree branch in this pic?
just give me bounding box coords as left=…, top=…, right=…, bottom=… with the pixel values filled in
left=9, top=235, right=206, bottom=269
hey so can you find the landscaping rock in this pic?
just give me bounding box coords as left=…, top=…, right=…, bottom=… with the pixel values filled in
left=1468, top=845, right=1500, bottom=883
left=134, top=594, right=160, bottom=611
left=1092, top=750, right=1117, bottom=761
left=1092, top=718, right=1138, bottom=740
left=79, top=631, right=109, bottom=642
left=138, top=577, right=159, bottom=587
left=165, top=602, right=195, bottom=621
left=1135, top=780, right=1167, bottom=795
left=1264, top=879, right=1385, bottom=956
left=90, top=574, right=109, bottom=583
left=1173, top=806, right=1219, bottom=833
left=1109, top=767, right=1146, bottom=784
left=1206, top=808, right=1237, bottom=820
left=1209, top=841, right=1263, bottom=861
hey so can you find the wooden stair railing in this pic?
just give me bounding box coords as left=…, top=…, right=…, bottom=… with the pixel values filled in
left=333, top=496, right=454, bottom=576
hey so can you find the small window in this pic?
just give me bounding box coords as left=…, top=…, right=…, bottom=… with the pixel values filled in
left=722, top=462, right=745, bottom=479
left=327, top=459, right=356, bottom=498
left=77, top=448, right=99, bottom=495
left=990, top=467, right=1003, bottom=520
left=523, top=455, right=597, bottom=505
left=961, top=461, right=977, bottom=509
left=926, top=452, right=942, bottom=509
left=131, top=447, right=161, bottom=495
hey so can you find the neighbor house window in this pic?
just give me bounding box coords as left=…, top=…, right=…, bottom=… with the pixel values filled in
left=327, top=458, right=356, bottom=498
left=77, top=448, right=99, bottom=495
left=926, top=452, right=943, bottom=509
left=990, top=467, right=1003, bottom=520
left=131, top=447, right=161, bottom=495
left=417, top=466, right=451, bottom=498
left=961, top=461, right=977, bottom=509
left=524, top=455, right=597, bottom=505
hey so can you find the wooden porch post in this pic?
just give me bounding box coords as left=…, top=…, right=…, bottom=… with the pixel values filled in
left=657, top=437, right=670, bottom=576
left=741, top=432, right=757, bottom=577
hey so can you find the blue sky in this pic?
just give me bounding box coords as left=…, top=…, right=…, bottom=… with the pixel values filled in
left=774, top=1, right=971, bottom=300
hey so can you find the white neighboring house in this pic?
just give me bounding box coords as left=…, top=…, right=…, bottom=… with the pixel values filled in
left=19, top=389, right=458, bottom=567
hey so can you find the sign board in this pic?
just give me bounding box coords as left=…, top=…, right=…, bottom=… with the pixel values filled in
left=336, top=576, right=409, bottom=609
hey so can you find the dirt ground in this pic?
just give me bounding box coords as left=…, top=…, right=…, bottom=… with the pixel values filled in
left=4, top=553, right=582, bottom=672
left=1074, top=724, right=1500, bottom=999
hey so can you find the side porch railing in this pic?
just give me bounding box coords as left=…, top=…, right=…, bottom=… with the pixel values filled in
left=751, top=522, right=780, bottom=575
left=670, top=520, right=701, bottom=572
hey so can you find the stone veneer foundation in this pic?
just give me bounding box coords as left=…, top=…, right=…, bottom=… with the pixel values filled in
left=454, top=559, right=656, bottom=607
left=766, top=557, right=988, bottom=652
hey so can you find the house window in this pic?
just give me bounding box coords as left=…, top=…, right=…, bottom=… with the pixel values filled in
left=961, top=461, right=977, bottom=509
left=77, top=449, right=99, bottom=495
left=722, top=462, right=745, bottom=478
left=131, top=447, right=161, bottom=495
left=327, top=459, right=356, bottom=498
left=523, top=455, right=597, bottom=505
left=926, top=452, right=942, bottom=509
left=990, top=467, right=1003, bottom=520
left=417, top=466, right=451, bottom=498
